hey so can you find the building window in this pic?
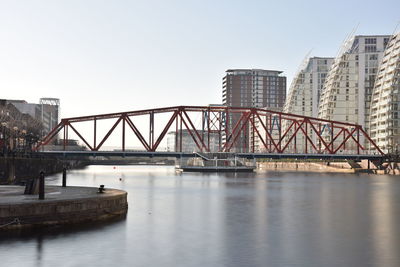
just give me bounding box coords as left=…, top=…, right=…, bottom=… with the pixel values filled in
left=365, top=38, right=377, bottom=44
left=384, top=38, right=390, bottom=47
left=369, top=54, right=378, bottom=60
left=365, top=45, right=377, bottom=52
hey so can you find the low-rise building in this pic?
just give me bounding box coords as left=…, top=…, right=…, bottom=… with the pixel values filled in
left=167, top=130, right=220, bottom=152
left=7, top=98, right=60, bottom=137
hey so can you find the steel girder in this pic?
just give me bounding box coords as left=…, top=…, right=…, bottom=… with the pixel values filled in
left=35, top=105, right=384, bottom=155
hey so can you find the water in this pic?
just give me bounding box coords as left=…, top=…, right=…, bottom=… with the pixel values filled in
left=1, top=166, right=400, bottom=267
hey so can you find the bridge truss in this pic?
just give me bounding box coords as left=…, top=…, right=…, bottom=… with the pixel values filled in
left=35, top=106, right=384, bottom=155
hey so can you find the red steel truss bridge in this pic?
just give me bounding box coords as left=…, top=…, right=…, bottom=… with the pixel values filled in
left=35, top=106, right=385, bottom=160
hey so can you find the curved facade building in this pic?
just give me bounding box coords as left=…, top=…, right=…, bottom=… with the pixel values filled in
left=318, top=35, right=390, bottom=126
left=370, top=33, right=400, bottom=152
left=284, top=57, right=333, bottom=117
left=318, top=35, right=390, bottom=149
left=283, top=57, right=333, bottom=153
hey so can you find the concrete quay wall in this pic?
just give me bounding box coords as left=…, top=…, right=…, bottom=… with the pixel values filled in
left=0, top=157, right=86, bottom=184
left=0, top=186, right=128, bottom=230
left=258, top=162, right=354, bottom=173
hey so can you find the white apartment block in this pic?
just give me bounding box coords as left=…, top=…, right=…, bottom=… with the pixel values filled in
left=284, top=57, right=334, bottom=117
left=282, top=57, right=334, bottom=152
left=370, top=33, right=400, bottom=153
left=318, top=35, right=390, bottom=148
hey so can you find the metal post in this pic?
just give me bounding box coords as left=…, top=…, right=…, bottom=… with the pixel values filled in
left=278, top=114, right=282, bottom=152
left=330, top=122, right=334, bottom=153
left=294, top=122, right=297, bottom=153
left=122, top=116, right=125, bottom=152
left=202, top=110, right=205, bottom=149
left=243, top=121, right=247, bottom=152
left=150, top=112, right=154, bottom=148
left=226, top=109, right=229, bottom=151
left=94, top=118, right=97, bottom=150
left=305, top=120, right=308, bottom=154
left=265, top=113, right=269, bottom=152
left=180, top=112, right=183, bottom=152
left=357, top=127, right=360, bottom=154
left=175, top=116, right=178, bottom=152
left=318, top=123, right=321, bottom=153
left=39, top=171, right=45, bottom=200
left=218, top=111, right=222, bottom=152
left=207, top=109, right=210, bottom=152
left=343, top=130, right=346, bottom=151
left=62, top=167, right=67, bottom=187
left=252, top=112, right=255, bottom=153
left=63, top=124, right=66, bottom=151
left=66, top=124, right=69, bottom=143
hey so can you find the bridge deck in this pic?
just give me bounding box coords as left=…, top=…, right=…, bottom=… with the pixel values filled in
left=34, top=151, right=385, bottom=161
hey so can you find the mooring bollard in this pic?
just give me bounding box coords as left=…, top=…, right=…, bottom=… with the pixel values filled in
left=62, top=167, right=67, bottom=187
left=39, top=171, right=45, bottom=200
left=98, top=185, right=105, bottom=193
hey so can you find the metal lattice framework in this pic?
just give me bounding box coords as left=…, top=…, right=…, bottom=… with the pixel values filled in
left=35, top=106, right=384, bottom=155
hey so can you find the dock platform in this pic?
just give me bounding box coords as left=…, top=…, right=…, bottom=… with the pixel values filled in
left=0, top=185, right=128, bottom=230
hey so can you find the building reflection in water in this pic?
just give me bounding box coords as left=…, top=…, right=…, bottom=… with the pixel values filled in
left=370, top=176, right=400, bottom=267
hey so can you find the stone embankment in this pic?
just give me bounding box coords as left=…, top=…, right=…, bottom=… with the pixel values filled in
left=0, top=156, right=87, bottom=184
left=0, top=185, right=128, bottom=230
left=258, top=161, right=354, bottom=173
left=258, top=160, right=400, bottom=174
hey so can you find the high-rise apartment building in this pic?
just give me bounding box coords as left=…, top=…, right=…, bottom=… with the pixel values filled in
left=282, top=57, right=334, bottom=152
left=222, top=69, right=286, bottom=152
left=318, top=35, right=390, bottom=148
left=284, top=57, right=334, bottom=117
left=222, top=69, right=286, bottom=108
left=370, top=33, right=400, bottom=153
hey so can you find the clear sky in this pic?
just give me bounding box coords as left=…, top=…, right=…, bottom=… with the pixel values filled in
left=1, top=0, right=399, bottom=119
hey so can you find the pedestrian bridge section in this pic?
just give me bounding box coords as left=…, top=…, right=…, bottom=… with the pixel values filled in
left=35, top=105, right=384, bottom=157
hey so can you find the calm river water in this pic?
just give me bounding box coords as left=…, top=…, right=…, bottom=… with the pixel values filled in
left=1, top=165, right=400, bottom=267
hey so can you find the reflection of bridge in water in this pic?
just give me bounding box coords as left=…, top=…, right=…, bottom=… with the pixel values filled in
left=34, top=106, right=385, bottom=162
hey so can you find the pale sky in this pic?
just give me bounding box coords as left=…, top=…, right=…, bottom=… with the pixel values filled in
left=1, top=0, right=399, bottom=119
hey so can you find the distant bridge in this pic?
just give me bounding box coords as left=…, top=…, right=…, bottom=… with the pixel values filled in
left=35, top=105, right=384, bottom=158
